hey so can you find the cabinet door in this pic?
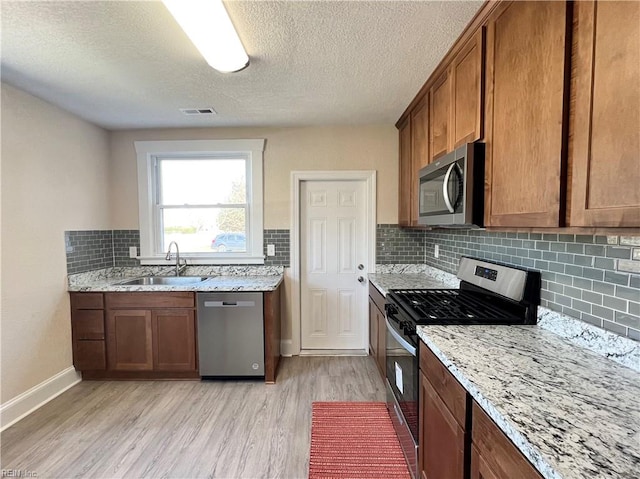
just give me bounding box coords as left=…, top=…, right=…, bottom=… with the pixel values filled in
left=484, top=1, right=570, bottom=227
left=368, top=298, right=378, bottom=359
left=419, top=372, right=465, bottom=479
left=106, top=309, right=153, bottom=370
left=152, top=309, right=196, bottom=371
left=569, top=0, right=640, bottom=227
left=452, top=28, right=485, bottom=147
left=74, top=341, right=106, bottom=371
left=472, top=402, right=543, bottom=479
left=429, top=71, right=452, bottom=162
left=398, top=116, right=413, bottom=226
left=471, top=445, right=500, bottom=479
left=412, top=97, right=430, bottom=169
left=376, top=307, right=386, bottom=377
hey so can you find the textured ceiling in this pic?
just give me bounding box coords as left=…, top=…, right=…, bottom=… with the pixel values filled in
left=1, top=1, right=483, bottom=130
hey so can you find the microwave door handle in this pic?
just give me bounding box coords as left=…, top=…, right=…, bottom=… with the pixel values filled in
left=442, top=163, right=457, bottom=213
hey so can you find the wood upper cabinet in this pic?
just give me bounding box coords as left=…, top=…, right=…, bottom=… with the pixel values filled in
left=429, top=71, right=452, bottom=162
left=451, top=28, right=485, bottom=148
left=429, top=28, right=484, bottom=164
left=484, top=1, right=570, bottom=227
left=107, top=309, right=153, bottom=371
left=569, top=0, right=640, bottom=227
left=398, top=116, right=413, bottom=227
left=412, top=96, right=430, bottom=170
left=152, top=309, right=196, bottom=371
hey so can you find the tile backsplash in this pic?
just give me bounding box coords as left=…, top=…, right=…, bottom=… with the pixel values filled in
left=377, top=225, right=640, bottom=341
left=65, top=230, right=117, bottom=274
left=65, top=229, right=290, bottom=274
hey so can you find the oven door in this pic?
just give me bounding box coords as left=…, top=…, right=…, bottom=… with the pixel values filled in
left=385, top=312, right=418, bottom=479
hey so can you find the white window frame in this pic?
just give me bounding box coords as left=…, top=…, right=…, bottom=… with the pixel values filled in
left=135, top=139, right=265, bottom=265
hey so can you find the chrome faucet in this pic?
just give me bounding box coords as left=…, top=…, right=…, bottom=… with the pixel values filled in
left=165, top=241, right=185, bottom=276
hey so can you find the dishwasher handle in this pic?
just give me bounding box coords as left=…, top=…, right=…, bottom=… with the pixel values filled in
left=203, top=300, right=256, bottom=308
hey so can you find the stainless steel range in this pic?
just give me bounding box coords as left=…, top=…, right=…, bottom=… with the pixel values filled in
left=384, top=256, right=541, bottom=479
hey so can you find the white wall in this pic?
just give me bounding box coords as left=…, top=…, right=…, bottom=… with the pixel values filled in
left=0, top=83, right=111, bottom=403
left=109, top=125, right=398, bottom=229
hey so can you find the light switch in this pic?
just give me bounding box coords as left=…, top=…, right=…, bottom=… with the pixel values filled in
left=129, top=246, right=137, bottom=258
left=267, top=244, right=275, bottom=256
left=434, top=244, right=440, bottom=258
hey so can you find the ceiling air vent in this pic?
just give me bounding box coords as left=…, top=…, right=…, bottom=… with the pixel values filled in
left=180, top=107, right=217, bottom=116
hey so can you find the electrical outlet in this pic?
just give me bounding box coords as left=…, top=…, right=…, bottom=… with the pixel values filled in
left=267, top=244, right=276, bottom=256
left=434, top=244, right=439, bottom=258
left=129, top=246, right=137, bottom=258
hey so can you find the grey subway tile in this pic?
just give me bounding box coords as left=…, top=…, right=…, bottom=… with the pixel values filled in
left=602, top=319, right=627, bottom=336
left=602, top=295, right=626, bottom=311
left=604, top=271, right=629, bottom=286
left=606, top=246, right=632, bottom=259
left=614, top=312, right=640, bottom=329
left=592, top=305, right=615, bottom=321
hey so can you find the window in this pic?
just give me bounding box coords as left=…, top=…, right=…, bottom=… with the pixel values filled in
left=135, top=139, right=265, bottom=264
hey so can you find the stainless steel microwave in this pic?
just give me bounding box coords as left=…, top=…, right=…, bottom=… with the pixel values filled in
left=417, top=143, right=485, bottom=227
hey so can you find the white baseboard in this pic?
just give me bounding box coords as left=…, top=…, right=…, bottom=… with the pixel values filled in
left=0, top=366, right=81, bottom=431
left=280, top=339, right=294, bottom=357
left=299, top=349, right=368, bottom=356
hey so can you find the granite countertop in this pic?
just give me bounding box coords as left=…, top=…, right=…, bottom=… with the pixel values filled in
left=417, top=325, right=640, bottom=479
left=68, top=266, right=284, bottom=292
left=369, top=266, right=639, bottom=478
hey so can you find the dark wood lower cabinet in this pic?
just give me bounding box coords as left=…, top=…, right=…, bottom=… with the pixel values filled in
left=471, top=445, right=500, bottom=479
left=107, top=309, right=153, bottom=371
left=471, top=402, right=543, bottom=479
left=264, top=285, right=282, bottom=384
left=418, top=342, right=544, bottom=479
left=71, top=288, right=282, bottom=382
left=419, top=371, right=466, bottom=479
left=368, top=284, right=386, bottom=378
left=152, top=309, right=196, bottom=371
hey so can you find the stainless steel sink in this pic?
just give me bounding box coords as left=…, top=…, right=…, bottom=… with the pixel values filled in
left=117, top=276, right=208, bottom=286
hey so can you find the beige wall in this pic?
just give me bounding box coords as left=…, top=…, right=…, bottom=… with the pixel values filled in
left=1, top=84, right=111, bottom=403
left=109, top=125, right=398, bottom=229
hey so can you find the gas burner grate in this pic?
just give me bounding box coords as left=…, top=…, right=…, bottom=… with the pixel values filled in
left=389, top=289, right=521, bottom=324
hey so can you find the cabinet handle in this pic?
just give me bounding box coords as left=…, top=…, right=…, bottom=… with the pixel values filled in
left=203, top=301, right=255, bottom=308
left=443, top=163, right=457, bottom=213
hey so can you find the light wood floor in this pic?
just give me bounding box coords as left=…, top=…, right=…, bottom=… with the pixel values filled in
left=1, top=356, right=385, bottom=479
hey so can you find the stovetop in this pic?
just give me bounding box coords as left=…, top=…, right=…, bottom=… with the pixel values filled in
left=387, top=288, right=528, bottom=325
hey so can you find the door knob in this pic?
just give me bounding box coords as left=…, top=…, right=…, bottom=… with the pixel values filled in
left=358, top=264, right=364, bottom=270
left=358, top=276, right=365, bottom=283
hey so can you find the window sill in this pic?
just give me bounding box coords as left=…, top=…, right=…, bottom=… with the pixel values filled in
left=138, top=256, right=265, bottom=266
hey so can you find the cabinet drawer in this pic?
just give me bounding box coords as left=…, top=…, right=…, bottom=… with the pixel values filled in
left=472, top=402, right=542, bottom=479
left=70, top=292, right=104, bottom=310
left=72, top=310, right=105, bottom=339
left=73, top=341, right=106, bottom=370
left=368, top=283, right=386, bottom=314
left=419, top=342, right=467, bottom=427
left=105, top=292, right=195, bottom=309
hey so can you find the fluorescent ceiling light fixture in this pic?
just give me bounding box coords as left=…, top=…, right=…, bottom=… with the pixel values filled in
left=162, top=0, right=249, bottom=73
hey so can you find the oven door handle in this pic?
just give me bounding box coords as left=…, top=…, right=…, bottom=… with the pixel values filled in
left=385, top=317, right=416, bottom=356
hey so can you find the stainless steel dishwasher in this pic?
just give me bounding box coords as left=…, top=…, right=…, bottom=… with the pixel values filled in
left=197, top=292, right=264, bottom=378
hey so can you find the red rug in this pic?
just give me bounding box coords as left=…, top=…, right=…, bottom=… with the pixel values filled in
left=308, top=402, right=411, bottom=479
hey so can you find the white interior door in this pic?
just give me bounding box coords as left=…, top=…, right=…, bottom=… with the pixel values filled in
left=300, top=180, right=368, bottom=350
